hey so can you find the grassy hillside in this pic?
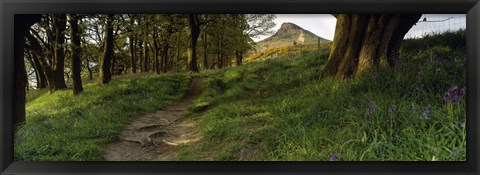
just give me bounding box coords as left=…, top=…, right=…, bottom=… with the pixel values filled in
left=180, top=31, right=466, bottom=161
left=15, top=31, right=466, bottom=161
left=15, top=74, right=190, bottom=160
left=253, top=23, right=330, bottom=54
left=245, top=43, right=332, bottom=63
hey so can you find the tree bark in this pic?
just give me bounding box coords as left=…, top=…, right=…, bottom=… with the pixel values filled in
left=14, top=15, right=41, bottom=128
left=163, top=42, right=169, bottom=73
left=322, top=14, right=421, bottom=78
left=99, top=14, right=114, bottom=84
left=188, top=14, right=200, bottom=72
left=235, top=50, right=243, bottom=66
left=27, top=50, right=47, bottom=89
left=203, top=32, right=208, bottom=70
left=52, top=14, right=68, bottom=89
left=143, top=42, right=149, bottom=72
left=69, top=14, right=83, bottom=95
left=129, top=36, right=137, bottom=74
left=138, top=40, right=144, bottom=72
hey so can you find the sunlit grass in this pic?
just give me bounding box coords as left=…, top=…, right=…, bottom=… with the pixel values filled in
left=16, top=73, right=191, bottom=161
left=180, top=31, right=466, bottom=161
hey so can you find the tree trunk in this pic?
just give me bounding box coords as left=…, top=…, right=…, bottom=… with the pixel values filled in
left=176, top=35, right=181, bottom=71
left=99, top=14, right=114, bottom=84
left=163, top=42, right=169, bottom=73
left=14, top=15, right=40, bottom=128
left=69, top=14, right=83, bottom=95
left=235, top=50, right=243, bottom=66
left=321, top=14, right=421, bottom=78
left=129, top=37, right=136, bottom=74
left=203, top=32, right=208, bottom=70
left=52, top=14, right=68, bottom=89
left=27, top=50, right=47, bottom=89
left=143, top=42, right=149, bottom=72
left=138, top=40, right=144, bottom=72
left=25, top=32, right=55, bottom=92
left=188, top=14, right=200, bottom=72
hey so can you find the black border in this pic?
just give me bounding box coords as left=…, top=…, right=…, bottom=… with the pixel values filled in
left=1, top=0, right=479, bottom=174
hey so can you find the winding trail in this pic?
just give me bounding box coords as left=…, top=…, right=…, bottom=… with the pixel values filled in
left=102, top=78, right=205, bottom=161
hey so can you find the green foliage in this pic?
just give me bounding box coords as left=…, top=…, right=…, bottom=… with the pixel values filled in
left=15, top=74, right=190, bottom=161
left=180, top=31, right=466, bottom=161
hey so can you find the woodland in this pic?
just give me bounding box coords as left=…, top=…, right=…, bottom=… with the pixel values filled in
left=13, top=14, right=466, bottom=161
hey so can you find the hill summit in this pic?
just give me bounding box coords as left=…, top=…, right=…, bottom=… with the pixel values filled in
left=254, top=22, right=331, bottom=53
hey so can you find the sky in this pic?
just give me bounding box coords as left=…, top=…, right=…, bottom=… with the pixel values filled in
left=252, top=14, right=466, bottom=42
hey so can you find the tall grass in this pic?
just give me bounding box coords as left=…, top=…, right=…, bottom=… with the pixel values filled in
left=15, top=73, right=190, bottom=161
left=181, top=31, right=466, bottom=161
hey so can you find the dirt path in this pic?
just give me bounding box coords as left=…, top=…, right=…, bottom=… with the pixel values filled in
left=102, top=78, right=205, bottom=161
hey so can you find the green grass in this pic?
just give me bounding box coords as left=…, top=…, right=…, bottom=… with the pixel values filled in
left=15, top=73, right=191, bottom=161
left=179, top=31, right=466, bottom=161
left=16, top=31, right=466, bottom=161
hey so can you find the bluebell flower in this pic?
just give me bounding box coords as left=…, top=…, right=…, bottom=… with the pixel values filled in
left=422, top=106, right=430, bottom=120
left=444, top=86, right=466, bottom=105
left=330, top=152, right=337, bottom=161
left=389, top=105, right=397, bottom=113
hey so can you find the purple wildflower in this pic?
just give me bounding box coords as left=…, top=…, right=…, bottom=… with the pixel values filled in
left=389, top=105, right=397, bottom=113
left=419, top=84, right=424, bottom=91
left=444, top=86, right=466, bottom=105
left=330, top=152, right=337, bottom=161
left=422, top=106, right=430, bottom=120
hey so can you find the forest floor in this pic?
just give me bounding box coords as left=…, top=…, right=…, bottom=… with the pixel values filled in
left=102, top=77, right=206, bottom=161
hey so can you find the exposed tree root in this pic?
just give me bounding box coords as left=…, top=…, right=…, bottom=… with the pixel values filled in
left=162, top=139, right=179, bottom=146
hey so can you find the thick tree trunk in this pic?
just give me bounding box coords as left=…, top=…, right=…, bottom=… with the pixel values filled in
left=52, top=14, right=68, bottom=89
left=322, top=14, right=421, bottom=78
left=99, top=14, right=114, bottom=84
left=188, top=14, right=200, bottom=72
left=69, top=14, right=83, bottom=95
left=14, top=15, right=40, bottom=128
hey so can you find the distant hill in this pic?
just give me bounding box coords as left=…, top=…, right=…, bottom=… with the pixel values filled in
left=253, top=22, right=331, bottom=54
